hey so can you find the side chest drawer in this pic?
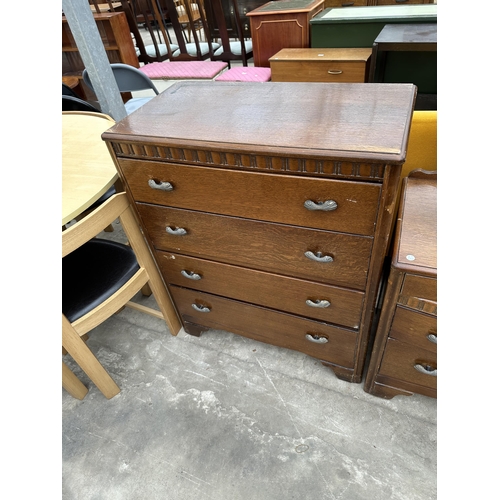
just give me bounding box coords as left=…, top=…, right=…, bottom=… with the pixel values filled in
left=389, top=306, right=437, bottom=352
left=157, top=251, right=365, bottom=329
left=120, top=159, right=381, bottom=236
left=170, top=286, right=358, bottom=370
left=379, top=338, right=437, bottom=391
left=401, top=274, right=437, bottom=303
left=136, top=204, right=373, bottom=289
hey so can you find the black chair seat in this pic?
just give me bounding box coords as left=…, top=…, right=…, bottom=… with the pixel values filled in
left=87, top=185, right=116, bottom=211
left=63, top=239, right=140, bottom=323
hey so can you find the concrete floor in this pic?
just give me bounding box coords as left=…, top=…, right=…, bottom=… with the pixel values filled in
left=62, top=220, right=437, bottom=500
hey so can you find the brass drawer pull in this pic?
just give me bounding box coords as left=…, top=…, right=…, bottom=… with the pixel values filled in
left=305, top=333, right=329, bottom=344
left=414, top=363, right=437, bottom=377
left=304, top=199, right=338, bottom=211
left=427, top=333, right=437, bottom=344
left=148, top=179, right=173, bottom=191
left=306, top=299, right=331, bottom=308
left=181, top=270, right=202, bottom=280
left=166, top=226, right=187, bottom=236
left=304, top=251, right=333, bottom=263
left=327, top=70, right=343, bottom=75
left=192, top=303, right=211, bottom=313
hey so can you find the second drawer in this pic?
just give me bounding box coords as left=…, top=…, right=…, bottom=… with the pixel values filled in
left=389, top=306, right=437, bottom=352
left=157, top=251, right=365, bottom=329
left=138, top=204, right=373, bottom=289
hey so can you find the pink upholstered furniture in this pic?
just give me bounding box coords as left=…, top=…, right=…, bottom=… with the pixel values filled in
left=140, top=61, right=228, bottom=79
left=214, top=67, right=271, bottom=82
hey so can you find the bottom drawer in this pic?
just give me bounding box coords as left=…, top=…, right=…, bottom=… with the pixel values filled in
left=379, top=338, right=437, bottom=390
left=171, top=286, right=357, bottom=369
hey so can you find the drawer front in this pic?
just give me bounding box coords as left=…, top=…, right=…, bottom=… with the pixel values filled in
left=271, top=60, right=369, bottom=83
left=400, top=274, right=437, bottom=303
left=138, top=204, right=373, bottom=289
left=121, top=159, right=381, bottom=236
left=324, top=0, right=368, bottom=6
left=157, top=251, right=365, bottom=329
left=390, top=306, right=437, bottom=352
left=171, top=286, right=358, bottom=369
left=379, top=338, right=437, bottom=390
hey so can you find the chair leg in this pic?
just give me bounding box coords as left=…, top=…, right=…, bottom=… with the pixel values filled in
left=141, top=282, right=152, bottom=296
left=62, top=361, right=88, bottom=399
left=62, top=315, right=120, bottom=399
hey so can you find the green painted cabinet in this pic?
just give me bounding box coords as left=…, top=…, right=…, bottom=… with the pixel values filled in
left=310, top=4, right=437, bottom=48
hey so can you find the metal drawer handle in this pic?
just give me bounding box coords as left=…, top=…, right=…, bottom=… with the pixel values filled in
left=304, top=251, right=333, bottom=263
left=342, top=2, right=354, bottom=6
left=396, top=0, right=409, bottom=3
left=192, top=303, right=211, bottom=313
left=327, top=70, right=343, bottom=75
left=148, top=179, right=173, bottom=191
left=305, top=333, right=329, bottom=344
left=304, top=199, right=338, bottom=211
left=181, top=270, right=202, bottom=280
left=166, top=226, right=187, bottom=236
left=306, top=299, right=331, bottom=308
left=427, top=333, right=437, bottom=344
left=414, top=363, right=437, bottom=377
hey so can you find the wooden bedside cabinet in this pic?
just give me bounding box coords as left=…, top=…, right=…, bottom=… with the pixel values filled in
left=364, top=170, right=437, bottom=399
left=270, top=48, right=371, bottom=82
left=247, top=0, right=325, bottom=67
left=103, top=81, right=416, bottom=384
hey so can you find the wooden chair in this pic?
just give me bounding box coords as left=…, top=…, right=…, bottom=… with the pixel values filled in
left=204, top=0, right=253, bottom=67
left=62, top=192, right=181, bottom=399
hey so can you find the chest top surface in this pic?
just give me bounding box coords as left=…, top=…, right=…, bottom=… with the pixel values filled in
left=395, top=175, right=437, bottom=275
left=103, top=81, right=416, bottom=163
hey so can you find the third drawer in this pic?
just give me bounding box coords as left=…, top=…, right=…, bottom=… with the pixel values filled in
left=157, top=251, right=364, bottom=329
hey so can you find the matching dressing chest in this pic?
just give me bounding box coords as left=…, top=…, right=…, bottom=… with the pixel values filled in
left=364, top=170, right=437, bottom=398
left=103, top=81, right=416, bottom=383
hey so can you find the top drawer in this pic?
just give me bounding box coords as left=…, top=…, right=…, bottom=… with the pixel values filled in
left=120, top=159, right=381, bottom=236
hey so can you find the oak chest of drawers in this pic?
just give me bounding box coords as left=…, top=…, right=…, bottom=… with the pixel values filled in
left=364, top=171, right=437, bottom=397
left=103, top=81, right=416, bottom=383
left=269, top=48, right=372, bottom=82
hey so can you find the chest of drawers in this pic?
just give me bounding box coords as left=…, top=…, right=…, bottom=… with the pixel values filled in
left=269, top=47, right=372, bottom=82
left=103, top=81, right=416, bottom=383
left=364, top=170, right=437, bottom=398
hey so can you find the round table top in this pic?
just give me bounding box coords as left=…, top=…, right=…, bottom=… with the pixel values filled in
left=62, top=112, right=119, bottom=225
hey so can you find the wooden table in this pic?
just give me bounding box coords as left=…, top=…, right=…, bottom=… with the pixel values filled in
left=62, top=112, right=118, bottom=225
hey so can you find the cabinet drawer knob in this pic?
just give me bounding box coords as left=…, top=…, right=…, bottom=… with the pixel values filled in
left=304, top=251, right=333, bottom=263
left=305, top=333, right=329, bottom=344
left=192, top=303, right=211, bottom=313
left=327, top=70, right=343, bottom=75
left=414, top=363, right=437, bottom=377
left=304, top=199, right=338, bottom=211
left=306, top=299, right=331, bottom=308
left=181, top=270, right=202, bottom=280
left=166, top=226, right=187, bottom=236
left=148, top=179, right=173, bottom=191
left=427, top=333, right=437, bottom=344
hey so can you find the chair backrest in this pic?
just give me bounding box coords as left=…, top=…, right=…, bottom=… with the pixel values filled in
left=62, top=95, right=101, bottom=113
left=82, top=63, right=159, bottom=95
left=204, top=0, right=252, bottom=66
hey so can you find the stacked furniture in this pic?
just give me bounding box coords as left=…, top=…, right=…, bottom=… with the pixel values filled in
left=102, top=81, right=417, bottom=383
left=364, top=170, right=437, bottom=399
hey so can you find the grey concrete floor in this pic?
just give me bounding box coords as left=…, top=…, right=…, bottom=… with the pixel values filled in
left=62, top=220, right=437, bottom=500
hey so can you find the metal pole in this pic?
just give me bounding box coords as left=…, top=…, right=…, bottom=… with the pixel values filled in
left=62, top=0, right=127, bottom=121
